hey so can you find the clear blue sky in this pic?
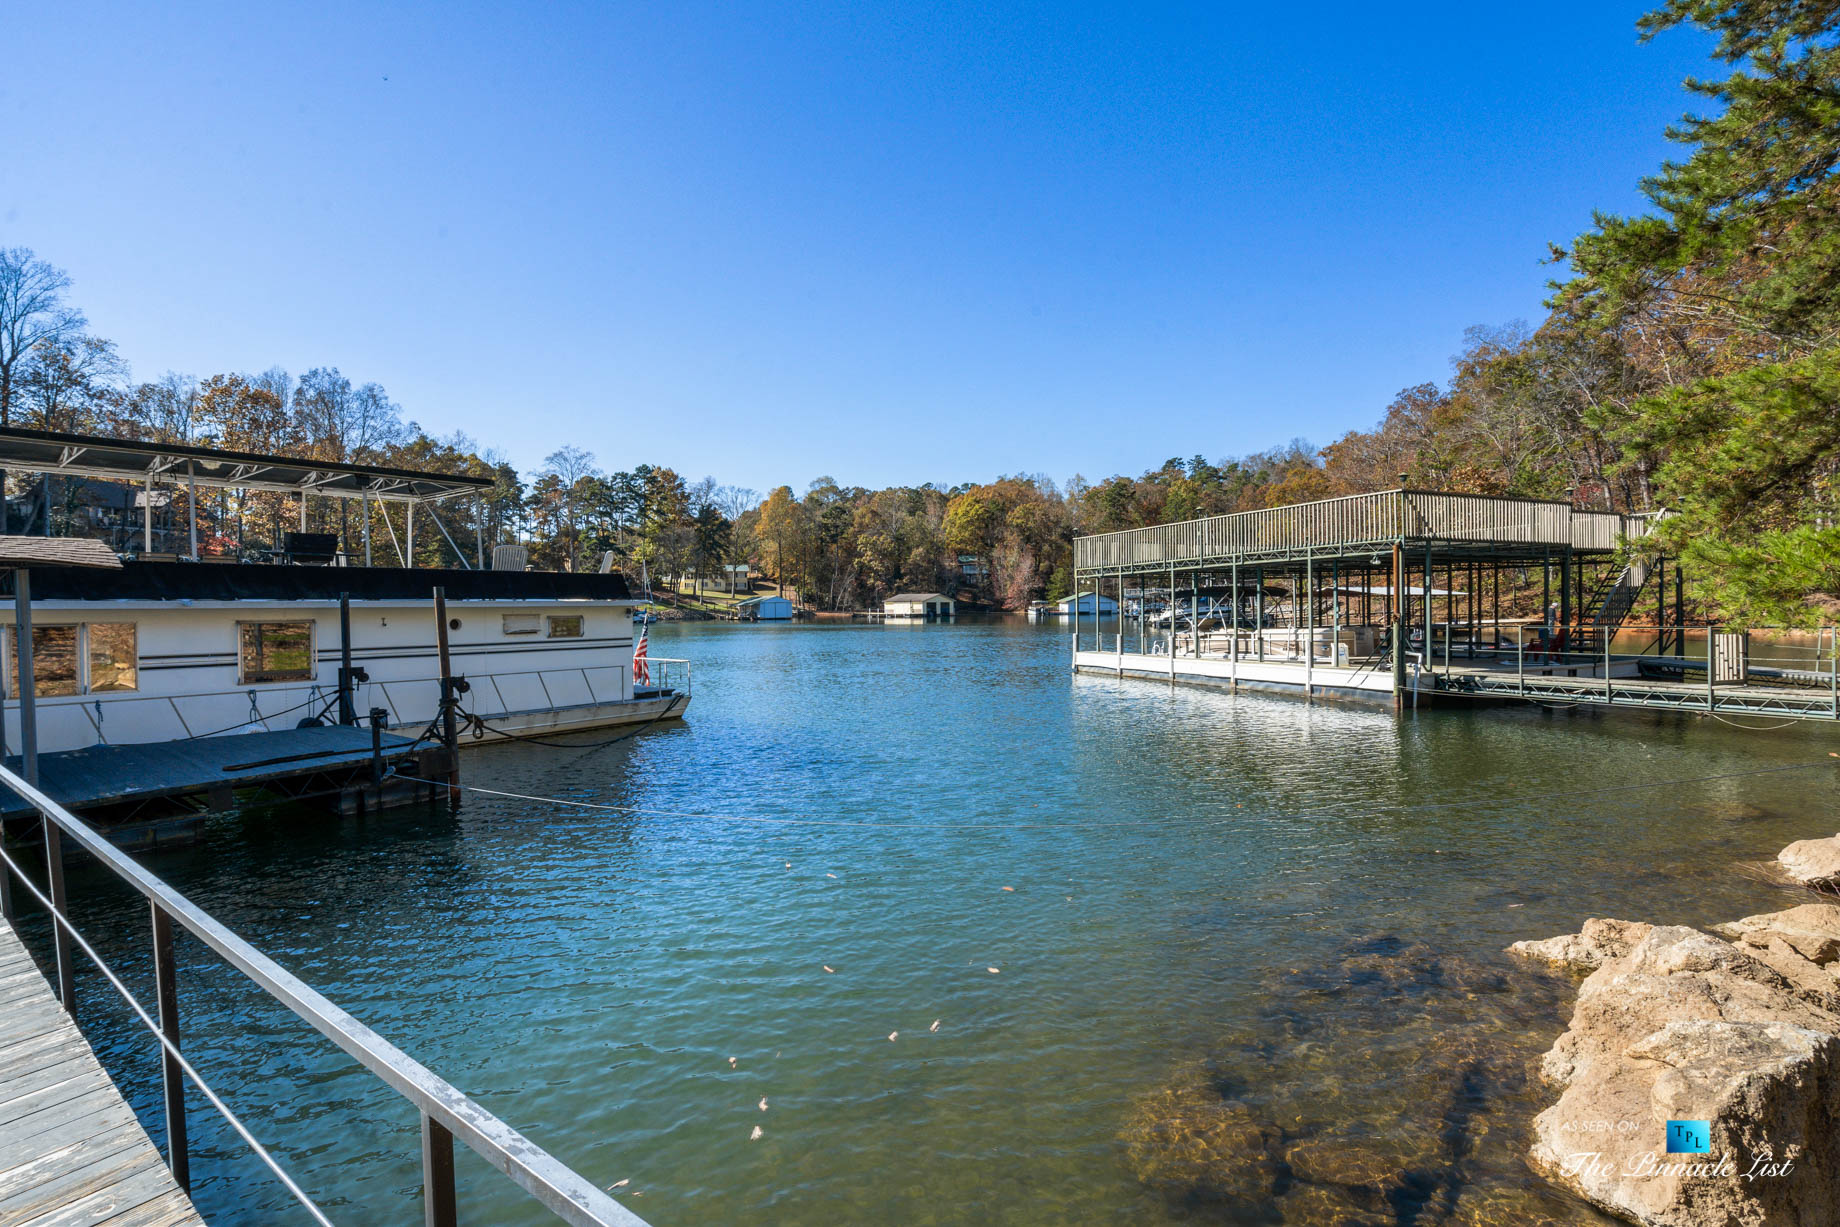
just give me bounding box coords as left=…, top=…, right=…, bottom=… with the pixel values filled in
left=4, top=3, right=1712, bottom=494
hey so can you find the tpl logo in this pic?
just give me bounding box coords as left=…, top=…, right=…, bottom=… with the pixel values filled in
left=1666, top=1120, right=1711, bottom=1154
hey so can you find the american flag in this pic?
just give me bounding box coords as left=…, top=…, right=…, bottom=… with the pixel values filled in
left=633, top=622, right=650, bottom=685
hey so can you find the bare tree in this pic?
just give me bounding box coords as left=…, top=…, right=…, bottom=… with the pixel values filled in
left=0, top=248, right=86, bottom=427
left=542, top=446, right=601, bottom=568
left=19, top=335, right=126, bottom=431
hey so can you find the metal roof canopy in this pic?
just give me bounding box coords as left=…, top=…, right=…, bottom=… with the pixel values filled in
left=0, top=426, right=493, bottom=502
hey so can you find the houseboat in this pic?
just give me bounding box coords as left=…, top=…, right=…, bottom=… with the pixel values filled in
left=0, top=427, right=687, bottom=758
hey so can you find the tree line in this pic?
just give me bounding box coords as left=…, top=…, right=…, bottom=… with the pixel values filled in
left=0, top=0, right=1833, bottom=621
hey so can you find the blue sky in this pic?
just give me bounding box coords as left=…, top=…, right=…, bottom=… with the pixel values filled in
left=4, top=3, right=1713, bottom=493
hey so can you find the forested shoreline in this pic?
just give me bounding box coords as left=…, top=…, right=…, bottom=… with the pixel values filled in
left=0, top=0, right=1834, bottom=622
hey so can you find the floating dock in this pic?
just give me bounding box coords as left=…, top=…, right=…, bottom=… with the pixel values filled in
left=0, top=724, right=447, bottom=839
left=0, top=916, right=203, bottom=1226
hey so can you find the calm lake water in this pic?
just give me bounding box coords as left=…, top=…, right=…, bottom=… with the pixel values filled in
left=25, top=619, right=1840, bottom=1225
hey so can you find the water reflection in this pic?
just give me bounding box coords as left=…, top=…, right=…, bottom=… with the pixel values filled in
left=20, top=619, right=1838, bottom=1224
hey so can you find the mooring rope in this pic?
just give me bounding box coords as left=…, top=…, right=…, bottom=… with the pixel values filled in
left=388, top=757, right=1840, bottom=833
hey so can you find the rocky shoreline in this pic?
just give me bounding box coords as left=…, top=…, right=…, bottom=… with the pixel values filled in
left=1508, top=834, right=1840, bottom=1225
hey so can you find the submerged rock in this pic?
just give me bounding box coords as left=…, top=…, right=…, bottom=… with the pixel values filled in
left=1119, top=1064, right=1285, bottom=1203
left=1777, top=835, right=1840, bottom=890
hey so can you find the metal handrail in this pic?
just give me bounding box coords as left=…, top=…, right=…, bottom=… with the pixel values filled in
left=0, top=760, right=648, bottom=1227
left=1072, top=488, right=1656, bottom=573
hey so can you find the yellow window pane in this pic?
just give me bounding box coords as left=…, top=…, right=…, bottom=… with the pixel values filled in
left=9, top=626, right=79, bottom=698
left=88, top=623, right=138, bottom=693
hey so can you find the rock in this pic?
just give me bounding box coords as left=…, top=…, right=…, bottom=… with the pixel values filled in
left=1527, top=919, right=1840, bottom=1226
left=1119, top=1067, right=1283, bottom=1202
left=1510, top=919, right=1655, bottom=974
left=1778, top=835, right=1840, bottom=890
left=1533, top=1019, right=1840, bottom=1226
left=1747, top=938, right=1840, bottom=1011
left=1538, top=926, right=1830, bottom=1089
left=1712, top=903, right=1840, bottom=964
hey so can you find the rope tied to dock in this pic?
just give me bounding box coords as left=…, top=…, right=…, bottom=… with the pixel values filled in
left=389, top=757, right=1840, bottom=832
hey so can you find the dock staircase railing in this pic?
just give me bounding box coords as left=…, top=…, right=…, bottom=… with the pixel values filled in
left=0, top=762, right=648, bottom=1227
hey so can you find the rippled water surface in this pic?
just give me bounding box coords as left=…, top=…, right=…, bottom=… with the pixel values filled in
left=26, top=619, right=1840, bottom=1225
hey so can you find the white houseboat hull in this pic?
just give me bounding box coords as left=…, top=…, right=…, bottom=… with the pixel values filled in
left=0, top=583, right=685, bottom=757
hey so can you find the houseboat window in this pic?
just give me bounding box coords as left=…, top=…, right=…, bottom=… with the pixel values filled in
left=546, top=615, right=584, bottom=639
left=239, top=621, right=315, bottom=684
left=502, top=613, right=541, bottom=636
left=7, top=626, right=80, bottom=698
left=87, top=624, right=138, bottom=692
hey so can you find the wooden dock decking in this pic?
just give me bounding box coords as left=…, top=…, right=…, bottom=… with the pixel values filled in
left=0, top=918, right=202, bottom=1227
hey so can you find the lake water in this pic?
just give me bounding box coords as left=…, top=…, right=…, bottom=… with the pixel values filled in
left=27, top=619, right=1840, bottom=1225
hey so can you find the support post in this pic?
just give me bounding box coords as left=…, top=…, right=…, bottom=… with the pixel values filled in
left=363, top=491, right=373, bottom=567
left=337, top=593, right=357, bottom=726
left=1304, top=552, right=1314, bottom=701
left=186, top=464, right=197, bottom=560
left=299, top=490, right=308, bottom=532
left=1115, top=570, right=1123, bottom=677
left=13, top=569, right=35, bottom=788
left=1230, top=558, right=1239, bottom=689
left=1674, top=564, right=1685, bottom=656
left=1392, top=543, right=1406, bottom=710
left=371, top=707, right=387, bottom=789
left=1559, top=546, right=1572, bottom=661
left=474, top=496, right=486, bottom=570
left=144, top=475, right=154, bottom=553
left=420, top=1113, right=458, bottom=1227
left=1167, top=563, right=1176, bottom=683
left=433, top=588, right=461, bottom=806
left=151, top=902, right=188, bottom=1191
left=407, top=501, right=416, bottom=568
left=1255, top=569, right=1264, bottom=662
left=1423, top=543, right=1433, bottom=678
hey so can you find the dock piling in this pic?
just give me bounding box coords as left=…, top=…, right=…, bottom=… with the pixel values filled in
left=151, top=899, right=190, bottom=1190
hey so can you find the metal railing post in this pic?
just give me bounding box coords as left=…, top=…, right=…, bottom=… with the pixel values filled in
left=423, top=1113, right=459, bottom=1227
left=151, top=901, right=189, bottom=1191
left=44, top=820, right=74, bottom=1011
left=1605, top=633, right=1612, bottom=703
left=1517, top=634, right=1524, bottom=696
left=1707, top=626, right=1717, bottom=715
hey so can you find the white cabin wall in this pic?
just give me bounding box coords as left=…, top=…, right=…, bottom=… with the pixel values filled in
left=0, top=600, right=635, bottom=754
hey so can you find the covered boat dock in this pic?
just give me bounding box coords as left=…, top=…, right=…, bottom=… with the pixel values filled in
left=1070, top=489, right=1840, bottom=721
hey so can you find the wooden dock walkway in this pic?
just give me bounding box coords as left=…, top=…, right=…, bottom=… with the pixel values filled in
left=0, top=917, right=202, bottom=1227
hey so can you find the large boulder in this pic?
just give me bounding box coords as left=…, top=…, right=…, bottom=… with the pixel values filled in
left=1511, top=918, right=1655, bottom=974
left=1713, top=903, right=1840, bottom=965
left=1529, top=925, right=1840, bottom=1225
left=1778, top=836, right=1840, bottom=890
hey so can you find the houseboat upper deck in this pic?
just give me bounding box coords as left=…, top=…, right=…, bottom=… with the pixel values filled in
left=0, top=428, right=687, bottom=775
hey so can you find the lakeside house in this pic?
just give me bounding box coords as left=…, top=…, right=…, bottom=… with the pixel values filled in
left=738, top=594, right=794, bottom=621
left=883, top=592, right=954, bottom=621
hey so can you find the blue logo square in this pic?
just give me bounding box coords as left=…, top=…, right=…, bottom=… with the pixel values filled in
left=1666, top=1120, right=1710, bottom=1154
